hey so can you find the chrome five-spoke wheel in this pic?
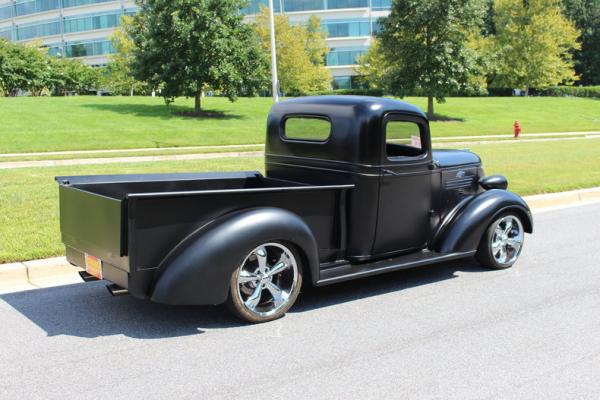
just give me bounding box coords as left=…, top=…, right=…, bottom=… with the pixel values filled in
left=476, top=213, right=525, bottom=269
left=227, top=242, right=302, bottom=323
left=491, top=215, right=524, bottom=266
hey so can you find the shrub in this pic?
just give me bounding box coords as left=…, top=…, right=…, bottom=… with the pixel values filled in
left=309, top=88, right=385, bottom=97
left=536, top=86, right=600, bottom=98
left=487, top=87, right=515, bottom=97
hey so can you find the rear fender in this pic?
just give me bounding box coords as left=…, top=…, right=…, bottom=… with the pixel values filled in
left=431, top=189, right=533, bottom=254
left=150, top=207, right=319, bottom=306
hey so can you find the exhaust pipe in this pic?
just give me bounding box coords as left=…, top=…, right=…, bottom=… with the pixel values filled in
left=106, top=283, right=129, bottom=297
left=78, top=271, right=99, bottom=282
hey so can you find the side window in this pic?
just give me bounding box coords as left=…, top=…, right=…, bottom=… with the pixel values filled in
left=284, top=116, right=331, bottom=142
left=385, top=120, right=425, bottom=158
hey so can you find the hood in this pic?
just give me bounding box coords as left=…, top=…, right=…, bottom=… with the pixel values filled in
left=432, top=149, right=481, bottom=168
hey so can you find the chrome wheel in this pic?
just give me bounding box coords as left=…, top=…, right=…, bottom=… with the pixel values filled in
left=235, top=243, right=299, bottom=318
left=491, top=215, right=524, bottom=267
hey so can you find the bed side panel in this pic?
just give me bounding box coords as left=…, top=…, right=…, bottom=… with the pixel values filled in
left=129, top=189, right=342, bottom=271
left=59, top=186, right=129, bottom=270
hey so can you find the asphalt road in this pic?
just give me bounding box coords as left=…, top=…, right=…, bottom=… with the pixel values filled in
left=1, top=203, right=599, bottom=400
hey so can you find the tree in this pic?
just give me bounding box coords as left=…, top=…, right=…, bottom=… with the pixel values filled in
left=103, top=16, right=148, bottom=96
left=489, top=0, right=581, bottom=93
left=129, top=0, right=267, bottom=115
left=355, top=38, right=389, bottom=89
left=482, top=0, right=497, bottom=36
left=0, top=39, right=9, bottom=95
left=377, top=0, right=486, bottom=119
left=255, top=7, right=331, bottom=95
left=305, top=15, right=329, bottom=66
left=49, top=57, right=100, bottom=95
left=0, top=39, right=98, bottom=96
left=0, top=40, right=50, bottom=96
left=563, top=0, right=600, bottom=85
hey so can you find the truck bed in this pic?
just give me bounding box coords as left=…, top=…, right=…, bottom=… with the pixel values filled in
left=56, top=171, right=353, bottom=296
left=61, top=171, right=304, bottom=198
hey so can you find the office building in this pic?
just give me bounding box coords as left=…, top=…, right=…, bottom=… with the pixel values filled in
left=0, top=0, right=392, bottom=88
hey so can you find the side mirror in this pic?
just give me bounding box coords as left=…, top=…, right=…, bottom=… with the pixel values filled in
left=480, top=175, right=508, bottom=191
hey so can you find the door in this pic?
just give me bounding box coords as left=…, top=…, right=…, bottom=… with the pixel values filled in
left=372, top=114, right=434, bottom=256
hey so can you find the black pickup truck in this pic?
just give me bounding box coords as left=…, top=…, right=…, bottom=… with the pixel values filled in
left=57, top=96, right=532, bottom=323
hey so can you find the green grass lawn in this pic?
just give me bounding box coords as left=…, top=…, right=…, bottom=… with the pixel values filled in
left=0, top=96, right=598, bottom=154
left=0, top=157, right=264, bottom=263
left=1, top=138, right=599, bottom=263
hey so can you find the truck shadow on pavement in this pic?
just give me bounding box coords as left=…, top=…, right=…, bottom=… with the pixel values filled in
left=1, top=259, right=485, bottom=339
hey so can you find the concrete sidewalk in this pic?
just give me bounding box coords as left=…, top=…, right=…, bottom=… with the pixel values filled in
left=1, top=131, right=598, bottom=159
left=0, top=143, right=265, bottom=158
left=0, top=150, right=264, bottom=170
left=434, top=131, right=600, bottom=141
left=1, top=186, right=599, bottom=294
left=2, top=135, right=600, bottom=170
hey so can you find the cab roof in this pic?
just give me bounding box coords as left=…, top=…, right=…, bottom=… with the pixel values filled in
left=273, top=96, right=426, bottom=119
left=266, top=96, right=428, bottom=167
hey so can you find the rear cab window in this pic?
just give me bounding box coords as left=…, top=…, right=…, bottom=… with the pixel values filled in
left=283, top=116, right=331, bottom=142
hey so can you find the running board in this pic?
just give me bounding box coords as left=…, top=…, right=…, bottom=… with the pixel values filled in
left=316, top=250, right=475, bottom=286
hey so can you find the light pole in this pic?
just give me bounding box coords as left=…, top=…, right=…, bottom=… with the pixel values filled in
left=268, top=0, right=279, bottom=102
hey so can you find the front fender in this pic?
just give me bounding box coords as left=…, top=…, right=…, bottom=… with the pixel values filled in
left=150, top=207, right=319, bottom=306
left=431, top=189, right=533, bottom=254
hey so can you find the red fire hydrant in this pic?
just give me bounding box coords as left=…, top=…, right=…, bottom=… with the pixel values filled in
left=514, top=120, right=521, bottom=138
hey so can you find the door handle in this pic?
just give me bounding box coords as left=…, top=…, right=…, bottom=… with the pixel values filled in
left=382, top=169, right=400, bottom=176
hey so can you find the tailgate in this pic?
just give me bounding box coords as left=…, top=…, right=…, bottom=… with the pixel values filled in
left=58, top=185, right=128, bottom=271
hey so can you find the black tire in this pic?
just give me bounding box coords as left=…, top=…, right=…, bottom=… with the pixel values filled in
left=476, top=212, right=525, bottom=270
left=226, top=241, right=303, bottom=323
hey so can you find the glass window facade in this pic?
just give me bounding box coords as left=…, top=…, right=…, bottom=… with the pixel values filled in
left=7, top=9, right=131, bottom=40
left=0, top=3, right=13, bottom=20
left=0, top=25, right=13, bottom=40
left=325, top=0, right=369, bottom=9
left=3, top=0, right=387, bottom=68
left=332, top=75, right=364, bottom=89
left=15, top=0, right=60, bottom=16
left=16, top=18, right=60, bottom=39
left=62, top=0, right=115, bottom=8
left=242, top=0, right=281, bottom=14
left=44, top=42, right=62, bottom=56
left=282, top=0, right=325, bottom=12
left=242, top=0, right=386, bottom=14
left=64, top=38, right=114, bottom=57
left=326, top=47, right=367, bottom=66
left=332, top=76, right=351, bottom=89
left=371, top=0, right=391, bottom=10
left=283, top=0, right=371, bottom=12
left=63, top=10, right=120, bottom=33
left=2, top=0, right=116, bottom=19
left=371, top=18, right=382, bottom=34
left=322, top=19, right=370, bottom=38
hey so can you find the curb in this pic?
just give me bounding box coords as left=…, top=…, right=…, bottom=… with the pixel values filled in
left=525, top=187, right=600, bottom=211
left=0, top=257, right=81, bottom=294
left=1, top=187, right=599, bottom=294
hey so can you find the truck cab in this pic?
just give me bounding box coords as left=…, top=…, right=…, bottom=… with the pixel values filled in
left=57, top=96, right=533, bottom=323
left=267, top=96, right=486, bottom=261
